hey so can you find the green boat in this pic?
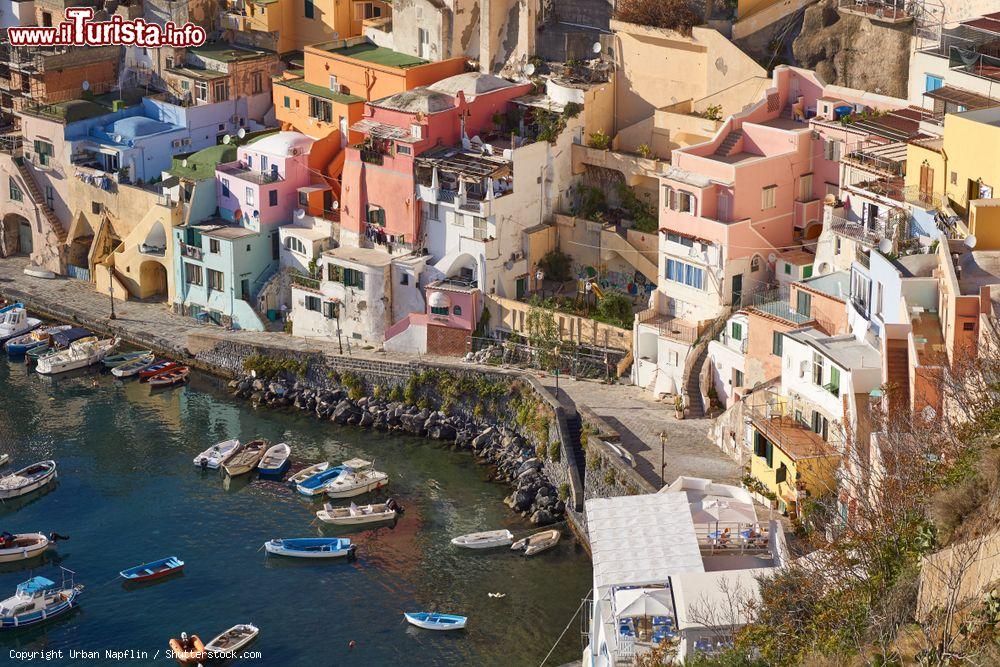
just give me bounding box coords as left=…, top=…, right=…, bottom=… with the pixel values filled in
left=102, top=350, right=153, bottom=368
left=26, top=344, right=54, bottom=362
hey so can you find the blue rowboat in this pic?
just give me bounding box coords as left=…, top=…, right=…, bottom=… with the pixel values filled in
left=0, top=571, right=83, bottom=629
left=257, top=443, right=291, bottom=477
left=6, top=325, right=70, bottom=356
left=119, top=556, right=184, bottom=583
left=263, top=537, right=355, bottom=559
left=295, top=465, right=345, bottom=496
left=403, top=612, right=468, bottom=631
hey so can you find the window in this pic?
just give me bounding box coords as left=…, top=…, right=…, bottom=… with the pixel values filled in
left=425, top=203, right=439, bottom=221
left=322, top=301, right=338, bottom=319
left=731, top=322, right=742, bottom=340
left=298, top=191, right=309, bottom=207
left=812, top=352, right=823, bottom=386
left=305, top=295, right=321, bottom=312
left=411, top=124, right=423, bottom=140
left=327, top=264, right=341, bottom=282
left=354, top=2, right=382, bottom=19
left=761, top=185, right=777, bottom=210
left=285, top=236, right=305, bottom=254
left=835, top=236, right=842, bottom=254
left=195, top=81, right=208, bottom=103
left=828, top=366, right=841, bottom=395
left=798, top=173, right=813, bottom=201
left=304, top=0, right=314, bottom=18
left=431, top=305, right=449, bottom=316
left=963, top=321, right=976, bottom=332
left=283, top=96, right=291, bottom=109
left=400, top=273, right=409, bottom=285
left=784, top=262, right=792, bottom=275
left=875, top=282, right=884, bottom=317
left=802, top=264, right=813, bottom=279
left=396, top=144, right=412, bottom=156
left=9, top=177, right=22, bottom=202
left=267, top=190, right=277, bottom=207
left=666, top=232, right=694, bottom=248
left=453, top=305, right=462, bottom=316
left=184, top=262, right=203, bottom=285
left=221, top=178, right=230, bottom=198
left=33, top=140, right=54, bottom=167
left=247, top=156, right=254, bottom=169
left=213, top=81, right=230, bottom=101
left=662, top=186, right=674, bottom=210
left=309, top=97, right=332, bottom=122
left=344, top=268, right=365, bottom=289
left=775, top=463, right=787, bottom=484
left=951, top=171, right=958, bottom=185
left=181, top=80, right=190, bottom=91
left=925, top=74, right=944, bottom=92
left=796, top=290, right=812, bottom=317
left=665, top=259, right=704, bottom=290
left=677, top=191, right=694, bottom=214
left=42, top=11, right=52, bottom=27
left=823, top=139, right=841, bottom=161
left=207, top=268, right=224, bottom=291
left=734, top=369, right=744, bottom=387
left=209, top=239, right=220, bottom=254
left=754, top=432, right=767, bottom=459
left=772, top=332, right=783, bottom=356
left=251, top=72, right=262, bottom=94
left=366, top=206, right=386, bottom=227
left=245, top=187, right=255, bottom=207
left=165, top=56, right=174, bottom=69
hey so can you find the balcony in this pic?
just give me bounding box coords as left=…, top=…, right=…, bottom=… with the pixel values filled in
left=744, top=286, right=813, bottom=326
left=830, top=215, right=883, bottom=248
left=180, top=243, right=203, bottom=260
left=635, top=309, right=700, bottom=343
left=217, top=162, right=282, bottom=184
left=842, top=144, right=906, bottom=179
left=291, top=272, right=322, bottom=292
left=837, top=0, right=913, bottom=24
left=748, top=403, right=838, bottom=462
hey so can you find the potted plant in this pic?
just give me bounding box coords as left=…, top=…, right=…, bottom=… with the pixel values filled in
left=674, top=395, right=685, bottom=420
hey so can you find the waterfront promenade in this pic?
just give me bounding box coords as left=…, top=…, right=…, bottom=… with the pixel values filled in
left=0, top=257, right=740, bottom=488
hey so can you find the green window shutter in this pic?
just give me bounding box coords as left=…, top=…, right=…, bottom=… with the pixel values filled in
left=732, top=322, right=742, bottom=340
left=772, top=331, right=783, bottom=356
left=784, top=262, right=792, bottom=275
left=283, top=96, right=290, bottom=108
left=830, top=366, right=841, bottom=393
left=796, top=291, right=812, bottom=317
left=802, top=264, right=813, bottom=279
left=765, top=441, right=773, bottom=468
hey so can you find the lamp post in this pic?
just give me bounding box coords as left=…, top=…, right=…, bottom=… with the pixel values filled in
left=659, top=431, right=668, bottom=488
left=108, top=271, right=117, bottom=320
left=535, top=269, right=545, bottom=298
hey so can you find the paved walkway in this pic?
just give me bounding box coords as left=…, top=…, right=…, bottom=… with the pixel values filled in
left=0, top=256, right=741, bottom=488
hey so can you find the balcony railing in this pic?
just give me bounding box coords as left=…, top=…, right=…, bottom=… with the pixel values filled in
left=830, top=215, right=883, bottom=248
left=360, top=150, right=384, bottom=166
left=636, top=309, right=700, bottom=343
left=842, top=149, right=905, bottom=178
left=837, top=0, right=913, bottom=23
left=291, top=272, right=321, bottom=291
left=217, top=162, right=282, bottom=184
left=180, top=243, right=203, bottom=260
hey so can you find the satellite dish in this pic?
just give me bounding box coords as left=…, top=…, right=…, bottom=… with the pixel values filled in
left=222, top=134, right=232, bottom=144
left=592, top=42, right=602, bottom=54
left=237, top=128, right=246, bottom=139
left=113, top=134, right=123, bottom=144
left=965, top=234, right=977, bottom=249
left=181, top=159, right=188, bottom=168
left=332, top=200, right=340, bottom=210
left=82, top=80, right=90, bottom=91
left=253, top=210, right=259, bottom=218
left=295, top=208, right=306, bottom=219
left=767, top=253, right=777, bottom=263
left=524, top=63, right=535, bottom=76
left=878, top=239, right=892, bottom=254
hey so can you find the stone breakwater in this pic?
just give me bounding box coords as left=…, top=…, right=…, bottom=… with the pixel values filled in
left=229, top=374, right=568, bottom=526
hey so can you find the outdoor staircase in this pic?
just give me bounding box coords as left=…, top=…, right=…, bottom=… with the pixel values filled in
left=780, top=105, right=795, bottom=120
left=13, top=157, right=66, bottom=243
left=683, top=346, right=709, bottom=419
left=885, top=339, right=911, bottom=417
left=565, top=412, right=587, bottom=486
left=600, top=228, right=658, bottom=283
left=713, top=129, right=743, bottom=157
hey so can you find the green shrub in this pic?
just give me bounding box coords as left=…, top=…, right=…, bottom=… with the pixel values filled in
left=340, top=371, right=365, bottom=400
left=587, top=129, right=610, bottom=150
left=558, top=483, right=570, bottom=501
left=604, top=468, right=617, bottom=486
left=536, top=441, right=548, bottom=461
left=595, top=290, right=634, bottom=329
left=242, top=354, right=308, bottom=379
left=537, top=248, right=572, bottom=283
left=548, top=440, right=561, bottom=462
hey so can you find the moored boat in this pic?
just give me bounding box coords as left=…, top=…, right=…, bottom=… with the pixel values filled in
left=222, top=439, right=267, bottom=477
left=0, top=460, right=57, bottom=500
left=511, top=529, right=561, bottom=556
left=103, top=349, right=153, bottom=368
left=0, top=453, right=8, bottom=466
left=316, top=498, right=403, bottom=525
left=323, top=459, right=388, bottom=499
left=36, top=337, right=118, bottom=375
left=111, top=353, right=156, bottom=378
left=204, top=623, right=259, bottom=655
left=0, top=533, right=50, bottom=563
left=193, top=439, right=240, bottom=470
left=119, top=556, right=184, bottom=583
left=403, top=612, right=467, bottom=631
left=148, top=366, right=189, bottom=388
left=49, top=327, right=92, bottom=350
left=450, top=529, right=514, bottom=549
left=287, top=461, right=330, bottom=487
left=5, top=325, right=70, bottom=356
left=168, top=633, right=206, bottom=665
left=0, top=306, right=40, bottom=345
left=263, top=537, right=355, bottom=559
left=257, top=443, right=291, bottom=477
left=0, top=569, right=82, bottom=629
left=139, top=360, right=178, bottom=381
left=295, top=464, right=344, bottom=496
left=25, top=344, right=54, bottom=363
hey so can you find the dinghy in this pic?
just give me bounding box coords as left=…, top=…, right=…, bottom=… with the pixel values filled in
left=139, top=360, right=178, bottom=381
left=257, top=443, right=291, bottom=477
left=287, top=461, right=330, bottom=487
left=148, top=366, right=189, bottom=388
left=119, top=556, right=184, bottom=583
left=0, top=306, right=40, bottom=344
left=263, top=537, right=355, bottom=559
left=111, top=353, right=156, bottom=378
left=0, top=453, right=8, bottom=466
left=403, top=612, right=467, bottom=631
left=36, top=337, right=118, bottom=375
left=511, top=529, right=561, bottom=556
left=5, top=325, right=70, bottom=356
left=316, top=498, right=402, bottom=526
left=103, top=350, right=153, bottom=368
left=324, top=459, right=388, bottom=499
left=450, top=529, right=514, bottom=549
left=205, top=623, right=259, bottom=655
left=223, top=439, right=267, bottom=477
left=25, top=344, right=54, bottom=363
left=168, top=633, right=206, bottom=664
left=295, top=465, right=345, bottom=496
left=0, top=569, right=82, bottom=629
left=0, top=460, right=57, bottom=499
left=193, top=439, right=240, bottom=470
left=0, top=533, right=50, bottom=563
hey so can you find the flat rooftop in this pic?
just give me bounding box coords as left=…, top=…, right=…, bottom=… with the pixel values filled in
left=275, top=77, right=364, bottom=105
left=185, top=219, right=259, bottom=240
left=958, top=250, right=1000, bottom=295
left=21, top=88, right=145, bottom=123
left=787, top=327, right=881, bottom=371
left=188, top=42, right=272, bottom=63
left=800, top=270, right=849, bottom=300
left=324, top=245, right=394, bottom=267
left=169, top=145, right=237, bottom=180
left=319, top=42, right=428, bottom=68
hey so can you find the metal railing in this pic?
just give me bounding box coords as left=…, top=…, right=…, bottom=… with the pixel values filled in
left=842, top=148, right=905, bottom=178
left=743, top=284, right=813, bottom=325
left=180, top=243, right=203, bottom=260
left=837, top=0, right=913, bottom=21
left=635, top=309, right=700, bottom=343
left=291, top=272, right=321, bottom=291
left=830, top=215, right=883, bottom=248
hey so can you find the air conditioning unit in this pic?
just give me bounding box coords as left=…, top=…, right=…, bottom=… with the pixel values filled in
left=230, top=115, right=240, bottom=123
left=171, top=139, right=183, bottom=148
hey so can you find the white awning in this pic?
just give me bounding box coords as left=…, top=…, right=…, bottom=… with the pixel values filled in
left=613, top=588, right=675, bottom=618
left=673, top=569, right=766, bottom=630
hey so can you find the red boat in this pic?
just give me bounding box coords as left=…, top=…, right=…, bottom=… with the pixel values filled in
left=148, top=366, right=189, bottom=388
left=119, top=556, right=184, bottom=583
left=139, top=360, right=177, bottom=381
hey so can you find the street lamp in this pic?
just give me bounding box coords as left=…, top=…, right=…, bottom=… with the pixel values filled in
left=108, top=271, right=117, bottom=320
left=535, top=269, right=545, bottom=298
left=659, top=431, right=668, bottom=488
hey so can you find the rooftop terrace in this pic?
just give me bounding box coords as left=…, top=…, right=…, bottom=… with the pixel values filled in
left=318, top=42, right=428, bottom=68
left=188, top=42, right=272, bottom=64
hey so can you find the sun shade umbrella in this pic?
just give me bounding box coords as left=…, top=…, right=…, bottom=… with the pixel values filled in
left=614, top=588, right=675, bottom=618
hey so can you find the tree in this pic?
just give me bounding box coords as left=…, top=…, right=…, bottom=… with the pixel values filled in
left=596, top=290, right=633, bottom=329
left=537, top=248, right=572, bottom=283
left=525, top=296, right=561, bottom=371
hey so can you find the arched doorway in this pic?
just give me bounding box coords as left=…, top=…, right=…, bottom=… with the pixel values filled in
left=138, top=260, right=168, bottom=301
left=1, top=214, right=32, bottom=256
left=141, top=220, right=167, bottom=255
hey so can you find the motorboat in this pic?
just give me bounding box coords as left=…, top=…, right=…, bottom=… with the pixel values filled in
left=324, top=459, right=388, bottom=499
left=5, top=325, right=70, bottom=356
left=223, top=439, right=267, bottom=477
left=50, top=327, right=92, bottom=349
left=263, top=537, right=355, bottom=559
left=139, top=360, right=178, bottom=381
left=0, top=533, right=50, bottom=563
left=295, top=465, right=345, bottom=496
left=287, top=461, right=330, bottom=487
left=119, top=556, right=184, bottom=583
left=111, top=353, right=156, bottom=378
left=148, top=366, right=189, bottom=388
left=0, top=570, right=82, bottom=629
left=511, top=529, right=561, bottom=556
left=403, top=612, right=467, bottom=631
left=193, top=439, right=240, bottom=470
left=204, top=624, right=259, bottom=655
left=168, top=633, right=206, bottom=664
left=36, top=337, right=118, bottom=375
left=316, top=498, right=402, bottom=526
left=0, top=305, right=40, bottom=344
left=450, top=529, right=514, bottom=549
left=257, top=443, right=291, bottom=477
left=103, top=349, right=153, bottom=368
left=0, top=460, right=57, bottom=500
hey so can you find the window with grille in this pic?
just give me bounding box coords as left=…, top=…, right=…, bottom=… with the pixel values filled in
left=9, top=178, right=22, bottom=202
left=761, top=185, right=777, bottom=210
left=305, top=295, right=321, bottom=311
left=309, top=97, right=332, bottom=122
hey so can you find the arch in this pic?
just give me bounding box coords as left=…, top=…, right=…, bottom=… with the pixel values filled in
left=1, top=214, right=32, bottom=257
left=142, top=220, right=167, bottom=255
left=138, top=260, right=168, bottom=301
left=436, top=252, right=479, bottom=285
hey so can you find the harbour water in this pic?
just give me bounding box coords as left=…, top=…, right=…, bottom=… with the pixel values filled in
left=0, top=357, right=591, bottom=665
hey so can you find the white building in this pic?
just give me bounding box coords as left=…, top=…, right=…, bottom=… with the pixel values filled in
left=706, top=312, right=748, bottom=408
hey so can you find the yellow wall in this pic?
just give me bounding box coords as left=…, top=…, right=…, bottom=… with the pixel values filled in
left=904, top=141, right=947, bottom=202
left=969, top=199, right=1000, bottom=251
left=941, top=111, right=1000, bottom=218
left=749, top=428, right=839, bottom=510
left=269, top=0, right=392, bottom=54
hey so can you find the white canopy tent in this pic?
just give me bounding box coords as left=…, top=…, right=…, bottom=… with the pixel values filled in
left=613, top=588, right=675, bottom=618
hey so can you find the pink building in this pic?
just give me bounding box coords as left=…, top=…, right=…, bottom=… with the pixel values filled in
left=216, top=132, right=317, bottom=229
left=383, top=279, right=483, bottom=355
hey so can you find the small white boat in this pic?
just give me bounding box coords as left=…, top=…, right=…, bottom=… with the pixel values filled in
left=287, top=461, right=330, bottom=487
left=193, top=439, right=240, bottom=470
left=0, top=307, right=40, bottom=344
left=110, top=353, right=156, bottom=378
left=451, top=529, right=514, bottom=549
left=263, top=537, right=355, bottom=559
left=0, top=533, right=50, bottom=563
left=204, top=623, right=259, bottom=654
left=316, top=498, right=403, bottom=525
left=257, top=443, right=291, bottom=476
left=0, top=454, right=8, bottom=467
left=36, top=337, right=118, bottom=375
left=0, top=460, right=57, bottom=500
left=511, top=529, right=561, bottom=556
left=404, top=612, right=467, bottom=631
left=324, top=459, right=388, bottom=499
